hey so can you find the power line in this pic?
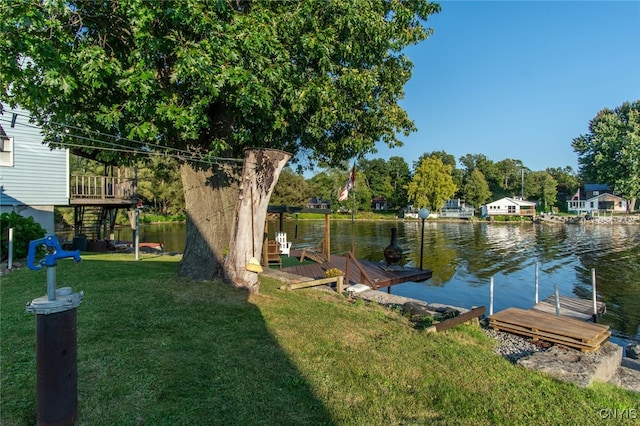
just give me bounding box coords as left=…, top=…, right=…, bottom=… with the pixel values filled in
left=0, top=111, right=243, bottom=165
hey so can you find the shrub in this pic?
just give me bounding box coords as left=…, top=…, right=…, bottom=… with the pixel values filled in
left=0, top=212, right=46, bottom=261
left=325, top=268, right=344, bottom=278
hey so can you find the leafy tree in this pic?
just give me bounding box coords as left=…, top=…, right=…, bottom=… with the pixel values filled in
left=271, top=168, right=312, bottom=207
left=495, top=159, right=526, bottom=198
left=460, top=168, right=491, bottom=208
left=459, top=153, right=500, bottom=199
left=406, top=156, right=457, bottom=211
left=525, top=171, right=557, bottom=212
left=1, top=0, right=441, bottom=292
left=386, top=156, right=411, bottom=208
left=308, top=171, right=338, bottom=208
left=359, top=158, right=393, bottom=202
left=416, top=150, right=462, bottom=192
left=546, top=166, right=581, bottom=211
left=572, top=100, right=640, bottom=212
left=137, top=156, right=184, bottom=216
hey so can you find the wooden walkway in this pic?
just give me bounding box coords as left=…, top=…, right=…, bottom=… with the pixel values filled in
left=278, top=250, right=432, bottom=290
left=532, top=295, right=606, bottom=321
left=489, top=308, right=610, bottom=352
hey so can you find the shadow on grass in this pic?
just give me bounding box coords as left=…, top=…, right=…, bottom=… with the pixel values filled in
left=1, top=256, right=335, bottom=425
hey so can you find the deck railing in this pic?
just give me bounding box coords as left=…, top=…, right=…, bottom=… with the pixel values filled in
left=70, top=175, right=136, bottom=201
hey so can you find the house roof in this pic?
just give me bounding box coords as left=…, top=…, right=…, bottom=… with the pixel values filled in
left=584, top=183, right=611, bottom=191
left=586, top=193, right=625, bottom=202
left=485, top=197, right=536, bottom=207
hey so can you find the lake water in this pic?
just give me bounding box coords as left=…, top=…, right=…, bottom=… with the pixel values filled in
left=96, top=219, right=640, bottom=346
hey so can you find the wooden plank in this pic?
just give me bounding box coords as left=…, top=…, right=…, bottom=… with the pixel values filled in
left=532, top=295, right=606, bottom=321
left=490, top=318, right=610, bottom=345
left=490, top=322, right=610, bottom=352
left=426, top=306, right=486, bottom=333
left=489, top=308, right=609, bottom=341
left=281, top=276, right=340, bottom=290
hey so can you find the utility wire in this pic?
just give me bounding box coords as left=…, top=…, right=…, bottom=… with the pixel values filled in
left=0, top=111, right=243, bottom=164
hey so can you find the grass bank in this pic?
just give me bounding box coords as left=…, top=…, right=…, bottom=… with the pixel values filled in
left=1, top=254, right=638, bottom=425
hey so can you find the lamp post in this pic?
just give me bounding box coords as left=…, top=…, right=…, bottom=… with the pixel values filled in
left=418, top=208, right=429, bottom=270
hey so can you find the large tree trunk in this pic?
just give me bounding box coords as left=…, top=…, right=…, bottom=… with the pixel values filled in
left=178, top=162, right=241, bottom=280
left=224, top=149, right=291, bottom=293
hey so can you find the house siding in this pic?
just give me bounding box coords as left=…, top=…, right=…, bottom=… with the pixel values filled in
left=0, top=106, right=69, bottom=206
left=481, top=197, right=536, bottom=217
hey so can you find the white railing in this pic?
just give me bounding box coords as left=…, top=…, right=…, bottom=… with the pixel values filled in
left=70, top=175, right=136, bottom=200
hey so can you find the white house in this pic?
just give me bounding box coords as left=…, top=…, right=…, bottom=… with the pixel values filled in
left=481, top=197, right=536, bottom=218
left=0, top=104, right=69, bottom=234
left=439, top=198, right=475, bottom=218
left=567, top=191, right=627, bottom=215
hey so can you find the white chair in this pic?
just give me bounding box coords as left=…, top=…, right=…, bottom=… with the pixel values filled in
left=275, top=232, right=292, bottom=256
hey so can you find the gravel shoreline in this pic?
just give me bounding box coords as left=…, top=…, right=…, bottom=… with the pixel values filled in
left=480, top=321, right=550, bottom=363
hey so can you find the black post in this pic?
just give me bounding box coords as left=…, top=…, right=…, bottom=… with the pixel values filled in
left=420, top=217, right=425, bottom=270
left=36, top=309, right=78, bottom=426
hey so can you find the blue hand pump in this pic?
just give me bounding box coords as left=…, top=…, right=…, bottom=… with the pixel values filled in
left=26, top=235, right=83, bottom=426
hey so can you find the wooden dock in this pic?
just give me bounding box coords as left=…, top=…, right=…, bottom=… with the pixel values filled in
left=532, top=295, right=606, bottom=321
left=489, top=307, right=611, bottom=352
left=278, top=250, right=432, bottom=290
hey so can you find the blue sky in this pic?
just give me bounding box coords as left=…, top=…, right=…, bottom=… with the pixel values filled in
left=371, top=0, right=640, bottom=173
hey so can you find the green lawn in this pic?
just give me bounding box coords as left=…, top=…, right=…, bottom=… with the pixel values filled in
left=1, top=253, right=638, bottom=425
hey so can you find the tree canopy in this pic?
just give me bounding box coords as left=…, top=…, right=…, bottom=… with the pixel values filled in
left=406, top=156, right=457, bottom=211
left=1, top=0, right=441, bottom=168
left=572, top=100, right=640, bottom=210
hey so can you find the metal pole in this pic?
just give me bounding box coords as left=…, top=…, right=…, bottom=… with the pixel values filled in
left=592, top=268, right=597, bottom=317
left=419, top=217, right=425, bottom=270
left=489, top=276, right=494, bottom=316
left=535, top=261, right=539, bottom=304
left=555, top=284, right=560, bottom=316
left=135, top=208, right=140, bottom=261
left=8, top=227, right=13, bottom=270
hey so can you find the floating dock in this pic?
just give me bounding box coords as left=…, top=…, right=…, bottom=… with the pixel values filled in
left=532, top=295, right=606, bottom=321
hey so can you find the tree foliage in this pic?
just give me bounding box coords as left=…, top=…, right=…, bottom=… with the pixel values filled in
left=416, top=150, right=462, bottom=193
left=546, top=166, right=580, bottom=211
left=572, top=100, right=640, bottom=211
left=406, top=156, right=457, bottom=211
left=271, top=168, right=312, bottom=207
left=461, top=169, right=491, bottom=208
left=525, top=171, right=557, bottom=212
left=136, top=156, right=185, bottom=216
left=359, top=156, right=410, bottom=208
left=1, top=0, right=441, bottom=167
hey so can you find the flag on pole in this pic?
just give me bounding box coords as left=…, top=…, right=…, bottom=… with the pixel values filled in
left=571, top=188, right=580, bottom=200
left=338, top=164, right=356, bottom=202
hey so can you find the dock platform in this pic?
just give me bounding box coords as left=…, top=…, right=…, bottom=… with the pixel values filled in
left=532, top=295, right=606, bottom=321
left=489, top=307, right=611, bottom=352
left=278, top=250, right=432, bottom=290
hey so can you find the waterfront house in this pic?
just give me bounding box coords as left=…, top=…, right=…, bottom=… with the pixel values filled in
left=371, top=196, right=388, bottom=210
left=567, top=184, right=628, bottom=214
left=0, top=104, right=68, bottom=234
left=439, top=199, right=475, bottom=218
left=480, top=197, right=536, bottom=218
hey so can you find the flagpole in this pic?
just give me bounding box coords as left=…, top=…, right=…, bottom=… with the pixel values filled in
left=351, top=179, right=355, bottom=257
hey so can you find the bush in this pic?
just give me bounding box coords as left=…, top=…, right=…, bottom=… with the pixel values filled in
left=0, top=212, right=46, bottom=261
